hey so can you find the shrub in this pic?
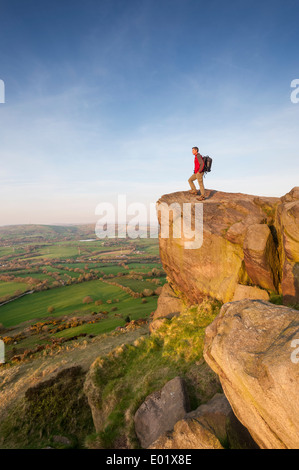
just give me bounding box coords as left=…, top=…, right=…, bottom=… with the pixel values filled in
left=142, top=288, right=153, bottom=297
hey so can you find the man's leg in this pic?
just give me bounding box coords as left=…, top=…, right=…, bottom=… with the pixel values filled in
left=188, top=173, right=198, bottom=192
left=196, top=172, right=205, bottom=197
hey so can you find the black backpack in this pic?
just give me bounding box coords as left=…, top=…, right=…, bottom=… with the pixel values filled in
left=202, top=155, right=212, bottom=175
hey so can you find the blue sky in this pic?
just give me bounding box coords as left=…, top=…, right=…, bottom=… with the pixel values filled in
left=0, top=0, right=299, bottom=225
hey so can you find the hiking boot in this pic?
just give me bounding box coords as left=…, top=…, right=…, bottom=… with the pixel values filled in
left=198, top=195, right=205, bottom=201
left=189, top=189, right=197, bottom=195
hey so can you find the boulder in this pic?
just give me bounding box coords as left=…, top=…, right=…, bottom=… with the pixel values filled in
left=232, top=284, right=269, bottom=301
left=280, top=262, right=299, bottom=304
left=134, top=377, right=190, bottom=448
left=225, top=215, right=266, bottom=245
left=280, top=186, right=299, bottom=203
left=152, top=282, right=183, bottom=319
left=186, top=393, right=232, bottom=445
left=203, top=299, right=299, bottom=449
left=83, top=360, right=105, bottom=433
left=156, top=188, right=299, bottom=305
left=149, top=282, right=183, bottom=333
left=156, top=189, right=279, bottom=304
left=148, top=318, right=168, bottom=333
left=149, top=393, right=258, bottom=450
left=149, top=417, right=224, bottom=449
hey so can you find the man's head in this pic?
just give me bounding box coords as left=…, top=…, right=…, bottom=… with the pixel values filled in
left=192, top=147, right=199, bottom=155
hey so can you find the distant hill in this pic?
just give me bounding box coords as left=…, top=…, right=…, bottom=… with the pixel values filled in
left=0, top=224, right=96, bottom=242
left=0, top=223, right=158, bottom=244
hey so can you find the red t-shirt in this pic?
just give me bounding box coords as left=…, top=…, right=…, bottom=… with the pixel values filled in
left=194, top=153, right=204, bottom=173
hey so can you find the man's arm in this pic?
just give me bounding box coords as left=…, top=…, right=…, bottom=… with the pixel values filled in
left=196, top=154, right=205, bottom=173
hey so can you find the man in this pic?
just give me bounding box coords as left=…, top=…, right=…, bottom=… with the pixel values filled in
left=188, top=146, right=205, bottom=200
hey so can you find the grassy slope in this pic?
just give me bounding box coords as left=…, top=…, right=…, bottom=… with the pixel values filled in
left=0, top=300, right=222, bottom=450
left=0, top=325, right=150, bottom=449
left=0, top=366, right=94, bottom=449
left=85, top=299, right=222, bottom=449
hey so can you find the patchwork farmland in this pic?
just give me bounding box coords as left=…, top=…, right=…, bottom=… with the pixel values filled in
left=0, top=224, right=165, bottom=363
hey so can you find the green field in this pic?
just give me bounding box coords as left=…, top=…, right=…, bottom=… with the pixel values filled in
left=10, top=272, right=53, bottom=281
left=53, top=297, right=157, bottom=339
left=0, top=247, right=14, bottom=257
left=111, top=277, right=165, bottom=292
left=0, top=279, right=154, bottom=328
left=0, top=281, right=30, bottom=298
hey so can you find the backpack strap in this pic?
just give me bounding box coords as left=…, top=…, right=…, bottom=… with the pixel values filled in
left=196, top=153, right=205, bottom=173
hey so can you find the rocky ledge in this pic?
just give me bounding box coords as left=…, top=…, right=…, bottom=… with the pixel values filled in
left=156, top=187, right=299, bottom=306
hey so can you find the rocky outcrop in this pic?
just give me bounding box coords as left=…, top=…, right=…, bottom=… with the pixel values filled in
left=275, top=187, right=299, bottom=303
left=203, top=299, right=299, bottom=449
left=149, top=393, right=258, bottom=449
left=156, top=188, right=299, bottom=304
left=186, top=393, right=235, bottom=446
left=149, top=283, right=184, bottom=332
left=149, top=187, right=299, bottom=450
left=134, top=377, right=190, bottom=448
left=149, top=415, right=224, bottom=449
left=243, top=224, right=279, bottom=292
